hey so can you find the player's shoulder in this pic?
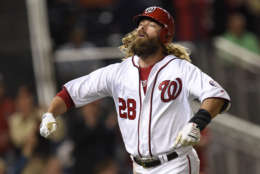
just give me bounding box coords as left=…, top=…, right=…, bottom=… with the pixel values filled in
left=117, top=56, right=137, bottom=68
left=103, top=57, right=131, bottom=68
left=167, top=55, right=200, bottom=73
left=120, top=56, right=133, bottom=64
left=167, top=55, right=192, bottom=67
left=103, top=56, right=133, bottom=74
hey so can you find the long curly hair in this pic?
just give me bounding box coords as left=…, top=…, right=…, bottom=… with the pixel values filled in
left=119, top=29, right=191, bottom=62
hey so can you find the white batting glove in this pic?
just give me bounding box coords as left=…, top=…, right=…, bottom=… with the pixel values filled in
left=173, top=123, right=200, bottom=148
left=40, top=112, right=57, bottom=138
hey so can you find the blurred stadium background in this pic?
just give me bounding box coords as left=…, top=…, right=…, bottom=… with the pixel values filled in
left=0, top=0, right=260, bottom=174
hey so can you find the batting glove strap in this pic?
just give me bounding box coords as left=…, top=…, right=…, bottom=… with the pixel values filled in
left=189, top=109, right=211, bottom=131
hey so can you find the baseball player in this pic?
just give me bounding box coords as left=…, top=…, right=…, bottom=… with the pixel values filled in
left=40, top=6, right=230, bottom=174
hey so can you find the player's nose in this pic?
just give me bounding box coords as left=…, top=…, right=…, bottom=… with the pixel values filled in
left=137, top=22, right=148, bottom=31
left=137, top=26, right=146, bottom=37
left=137, top=25, right=144, bottom=32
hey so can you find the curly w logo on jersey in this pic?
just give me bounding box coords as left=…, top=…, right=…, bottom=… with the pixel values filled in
left=158, top=78, right=182, bottom=102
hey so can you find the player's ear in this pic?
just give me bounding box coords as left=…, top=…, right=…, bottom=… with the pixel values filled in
left=160, top=27, right=170, bottom=43
left=165, top=34, right=170, bottom=42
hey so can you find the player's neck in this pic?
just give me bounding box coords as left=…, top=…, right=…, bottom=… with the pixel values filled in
left=139, top=50, right=166, bottom=68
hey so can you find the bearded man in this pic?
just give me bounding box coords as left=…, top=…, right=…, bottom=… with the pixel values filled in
left=40, top=6, right=230, bottom=174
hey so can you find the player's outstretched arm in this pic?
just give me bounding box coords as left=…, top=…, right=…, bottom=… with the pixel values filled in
left=47, top=96, right=68, bottom=117
left=174, top=98, right=227, bottom=148
left=40, top=96, right=67, bottom=138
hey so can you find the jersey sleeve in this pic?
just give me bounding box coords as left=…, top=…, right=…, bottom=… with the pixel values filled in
left=64, top=63, right=118, bottom=107
left=184, top=62, right=231, bottom=105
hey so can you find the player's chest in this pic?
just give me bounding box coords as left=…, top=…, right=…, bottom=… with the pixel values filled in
left=115, top=69, right=184, bottom=104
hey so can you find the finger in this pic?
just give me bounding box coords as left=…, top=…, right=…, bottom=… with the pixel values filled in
left=40, top=129, right=47, bottom=138
left=47, top=122, right=57, bottom=132
left=174, top=134, right=181, bottom=147
left=40, top=127, right=49, bottom=138
left=40, top=127, right=45, bottom=136
left=184, top=136, right=195, bottom=146
left=181, top=137, right=189, bottom=146
left=189, top=133, right=200, bottom=144
left=187, top=136, right=199, bottom=146
left=45, top=130, right=50, bottom=138
left=52, top=123, right=57, bottom=132
left=173, top=133, right=182, bottom=148
left=189, top=134, right=199, bottom=142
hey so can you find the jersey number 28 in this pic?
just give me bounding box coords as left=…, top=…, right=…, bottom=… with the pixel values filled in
left=118, top=98, right=136, bottom=120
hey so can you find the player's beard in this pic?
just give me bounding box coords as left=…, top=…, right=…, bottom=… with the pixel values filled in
left=131, top=35, right=161, bottom=59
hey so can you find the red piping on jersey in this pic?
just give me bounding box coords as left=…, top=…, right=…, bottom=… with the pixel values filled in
left=132, top=56, right=142, bottom=157
left=132, top=56, right=138, bottom=68
left=148, top=58, right=177, bottom=157
left=137, top=69, right=143, bottom=157
left=187, top=155, right=191, bottom=174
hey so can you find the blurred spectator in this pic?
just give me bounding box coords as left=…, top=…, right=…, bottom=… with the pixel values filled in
left=0, top=74, right=15, bottom=156
left=93, top=159, right=119, bottom=174
left=58, top=27, right=96, bottom=50
left=246, top=0, right=260, bottom=39
left=247, top=0, right=260, bottom=16
left=47, top=0, right=78, bottom=49
left=0, top=158, right=6, bottom=174
left=44, top=156, right=63, bottom=174
left=8, top=85, right=42, bottom=150
left=47, top=0, right=153, bottom=48
left=113, top=0, right=152, bottom=34
left=55, top=26, right=105, bottom=86
left=7, top=115, right=55, bottom=174
left=8, top=85, right=65, bottom=164
left=6, top=85, right=47, bottom=174
left=67, top=101, right=117, bottom=174
left=55, top=139, right=74, bottom=173
left=104, top=108, right=132, bottom=174
left=222, top=13, right=260, bottom=54
left=16, top=126, right=45, bottom=174
left=162, top=0, right=212, bottom=41
left=212, top=0, right=257, bottom=36
left=225, top=0, right=258, bottom=33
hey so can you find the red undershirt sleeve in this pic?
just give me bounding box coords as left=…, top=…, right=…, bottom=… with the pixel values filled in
left=56, top=87, right=75, bottom=110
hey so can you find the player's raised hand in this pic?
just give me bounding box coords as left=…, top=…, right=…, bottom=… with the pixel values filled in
left=39, top=112, right=57, bottom=138
left=173, top=123, right=200, bottom=148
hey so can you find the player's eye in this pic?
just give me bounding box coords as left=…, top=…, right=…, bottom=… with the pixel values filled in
left=149, top=23, right=156, bottom=27
left=138, top=23, right=144, bottom=28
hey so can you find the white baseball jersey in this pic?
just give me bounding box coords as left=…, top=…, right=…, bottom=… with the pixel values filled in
left=64, top=55, right=230, bottom=158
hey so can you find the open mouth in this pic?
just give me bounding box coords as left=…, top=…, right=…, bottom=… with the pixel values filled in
left=138, top=34, right=146, bottom=38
